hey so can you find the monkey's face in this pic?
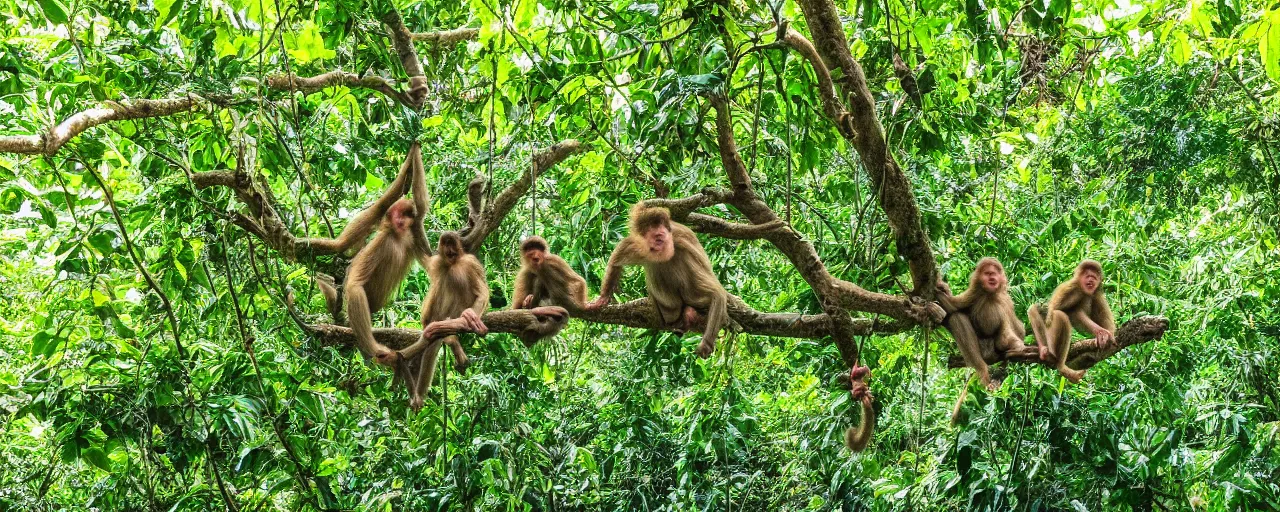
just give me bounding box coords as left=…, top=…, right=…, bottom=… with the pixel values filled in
left=979, top=265, right=1005, bottom=293
left=390, top=207, right=413, bottom=233
left=642, top=225, right=674, bottom=262
left=1079, top=271, right=1101, bottom=294
left=523, top=248, right=545, bottom=269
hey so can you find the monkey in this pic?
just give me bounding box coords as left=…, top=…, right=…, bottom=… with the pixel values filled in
left=306, top=143, right=432, bottom=365
left=390, top=232, right=489, bottom=411
left=584, top=203, right=729, bottom=359
left=1027, top=259, right=1117, bottom=383
left=844, top=366, right=875, bottom=451
left=936, top=257, right=1026, bottom=392
left=513, top=236, right=588, bottom=311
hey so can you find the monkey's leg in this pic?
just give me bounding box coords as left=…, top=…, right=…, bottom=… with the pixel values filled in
left=945, top=312, right=995, bottom=390
left=1027, top=305, right=1051, bottom=362
left=314, top=274, right=346, bottom=324
left=1048, top=311, right=1084, bottom=383
left=395, top=318, right=468, bottom=361
left=695, top=293, right=728, bottom=359
left=346, top=286, right=393, bottom=363
left=443, top=335, right=469, bottom=374
left=410, top=339, right=445, bottom=411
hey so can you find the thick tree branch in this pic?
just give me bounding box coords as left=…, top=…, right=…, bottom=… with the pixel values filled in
left=945, top=316, right=1170, bottom=370
left=410, top=28, right=480, bottom=46
left=462, top=140, right=583, bottom=252
left=701, top=96, right=943, bottom=326
left=381, top=10, right=429, bottom=107
left=301, top=296, right=908, bottom=352
left=266, top=71, right=412, bottom=106
left=0, top=96, right=200, bottom=155
left=684, top=215, right=786, bottom=239
left=788, top=6, right=938, bottom=296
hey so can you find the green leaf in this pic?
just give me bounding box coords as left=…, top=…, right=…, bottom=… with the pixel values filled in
left=82, top=447, right=112, bottom=472
left=37, top=0, right=69, bottom=25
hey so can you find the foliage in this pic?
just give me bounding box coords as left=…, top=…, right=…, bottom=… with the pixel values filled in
left=1, top=0, right=1278, bottom=510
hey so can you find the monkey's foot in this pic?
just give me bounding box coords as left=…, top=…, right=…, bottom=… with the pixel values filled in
left=409, top=395, right=424, bottom=412
left=1038, top=346, right=1052, bottom=362
left=452, top=356, right=470, bottom=374
left=1058, top=367, right=1085, bottom=384
left=978, top=373, right=998, bottom=392
left=528, top=305, right=569, bottom=321
left=695, top=341, right=715, bottom=359
left=372, top=350, right=399, bottom=367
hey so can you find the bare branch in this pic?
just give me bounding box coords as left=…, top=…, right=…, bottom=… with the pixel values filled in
left=946, top=316, right=1170, bottom=370
left=462, top=139, right=583, bottom=252
left=684, top=214, right=786, bottom=239
left=266, top=71, right=412, bottom=106
left=0, top=96, right=200, bottom=155
left=410, top=27, right=480, bottom=46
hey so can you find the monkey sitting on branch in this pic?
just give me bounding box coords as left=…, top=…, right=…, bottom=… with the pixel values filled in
left=936, top=257, right=1027, bottom=391
left=513, top=236, right=587, bottom=310
left=386, top=232, right=489, bottom=411
left=585, top=203, right=729, bottom=358
left=511, top=236, right=587, bottom=345
left=308, top=143, right=433, bottom=366
left=1028, top=259, right=1117, bottom=383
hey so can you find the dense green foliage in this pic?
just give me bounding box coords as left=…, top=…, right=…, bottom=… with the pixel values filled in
left=1, top=0, right=1278, bottom=510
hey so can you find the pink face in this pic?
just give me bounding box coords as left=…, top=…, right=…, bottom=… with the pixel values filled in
left=644, top=225, right=672, bottom=257
left=1080, top=270, right=1101, bottom=294
left=523, top=248, right=545, bottom=268
left=390, top=206, right=413, bottom=233
left=979, top=265, right=1005, bottom=293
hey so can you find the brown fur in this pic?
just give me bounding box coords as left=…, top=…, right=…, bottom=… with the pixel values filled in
left=513, top=236, right=588, bottom=317
left=938, top=258, right=1025, bottom=395
left=1027, top=259, right=1116, bottom=383
left=309, top=144, right=430, bottom=363
left=589, top=203, right=729, bottom=358
left=845, top=368, right=875, bottom=451
left=396, top=232, right=490, bottom=410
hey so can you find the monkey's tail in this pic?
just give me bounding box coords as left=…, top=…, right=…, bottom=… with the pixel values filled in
left=844, top=396, right=876, bottom=451
left=950, top=372, right=977, bottom=427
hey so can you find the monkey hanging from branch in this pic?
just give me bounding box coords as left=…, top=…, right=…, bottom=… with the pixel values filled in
left=585, top=203, right=730, bottom=358
left=307, top=143, right=433, bottom=366
left=1027, top=259, right=1117, bottom=383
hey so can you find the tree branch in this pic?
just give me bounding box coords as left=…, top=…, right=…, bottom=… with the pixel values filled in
left=462, top=139, right=584, bottom=252
left=410, top=27, right=480, bottom=46
left=945, top=316, right=1170, bottom=370
left=788, top=6, right=938, bottom=296
left=266, top=71, right=412, bottom=106
left=0, top=96, right=201, bottom=155
left=381, top=9, right=429, bottom=107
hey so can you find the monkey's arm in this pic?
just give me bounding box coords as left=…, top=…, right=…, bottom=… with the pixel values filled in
left=947, top=288, right=980, bottom=311
left=408, top=142, right=433, bottom=257
left=469, top=261, right=491, bottom=315
left=588, top=237, right=642, bottom=308
left=300, top=147, right=415, bottom=253
left=512, top=269, right=532, bottom=309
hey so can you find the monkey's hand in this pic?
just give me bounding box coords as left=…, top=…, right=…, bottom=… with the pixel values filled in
left=584, top=295, right=611, bottom=311
left=462, top=309, right=488, bottom=336
left=520, top=295, right=534, bottom=309
left=1094, top=328, right=1115, bottom=349
left=935, top=279, right=953, bottom=297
